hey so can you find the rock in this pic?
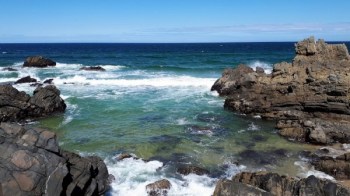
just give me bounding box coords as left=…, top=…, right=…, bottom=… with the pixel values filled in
left=23, top=56, right=56, bottom=68
left=213, top=179, right=272, bottom=196
left=177, top=165, right=209, bottom=176
left=117, top=153, right=133, bottom=161
left=146, top=179, right=171, bottom=196
left=0, top=123, right=110, bottom=195
left=14, top=76, right=37, bottom=84
left=79, top=66, right=106, bottom=71
left=2, top=67, right=17, bottom=71
left=214, top=171, right=350, bottom=196
left=211, top=37, right=350, bottom=144
left=309, top=147, right=350, bottom=180
left=0, top=85, right=66, bottom=122
left=43, top=78, right=54, bottom=84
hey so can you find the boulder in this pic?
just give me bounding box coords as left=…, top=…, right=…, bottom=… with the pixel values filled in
left=211, top=37, right=350, bottom=145
left=14, top=76, right=37, bottom=84
left=0, top=85, right=66, bottom=122
left=43, top=78, right=54, bottom=84
left=146, top=179, right=171, bottom=196
left=213, top=171, right=350, bottom=196
left=177, top=165, right=209, bottom=176
left=0, top=123, right=110, bottom=195
left=79, top=66, right=105, bottom=71
left=23, top=56, right=56, bottom=68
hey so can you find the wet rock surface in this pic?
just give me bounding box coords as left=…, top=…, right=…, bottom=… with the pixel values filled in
left=177, top=165, right=209, bottom=176
left=213, top=171, right=350, bottom=196
left=14, top=76, right=37, bottom=84
left=23, top=56, right=56, bottom=68
left=212, top=37, right=350, bottom=145
left=0, top=123, right=110, bottom=195
left=0, top=84, right=66, bottom=122
left=146, top=179, right=171, bottom=196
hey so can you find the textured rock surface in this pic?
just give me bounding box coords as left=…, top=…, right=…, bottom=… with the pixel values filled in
left=0, top=85, right=66, bottom=122
left=23, top=56, right=56, bottom=68
left=0, top=123, right=110, bottom=195
left=213, top=171, right=350, bottom=196
left=212, top=37, right=350, bottom=144
left=146, top=179, right=171, bottom=196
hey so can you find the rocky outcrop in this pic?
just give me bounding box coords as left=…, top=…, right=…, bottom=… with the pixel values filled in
left=15, top=76, right=37, bottom=84
left=211, top=37, right=350, bottom=144
left=2, top=67, right=17, bottom=71
left=146, top=179, right=171, bottom=196
left=0, top=85, right=66, bottom=122
left=79, top=66, right=105, bottom=71
left=23, top=56, right=56, bottom=68
left=213, top=171, right=350, bottom=196
left=0, top=123, right=110, bottom=195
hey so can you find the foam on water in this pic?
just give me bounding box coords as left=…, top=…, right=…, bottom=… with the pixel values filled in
left=248, top=61, right=273, bottom=74
left=294, top=161, right=335, bottom=181
left=106, top=157, right=217, bottom=196
left=53, top=75, right=216, bottom=88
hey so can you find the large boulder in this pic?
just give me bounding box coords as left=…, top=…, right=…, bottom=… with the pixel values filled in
left=0, top=85, right=66, bottom=122
left=213, top=171, right=350, bottom=196
left=146, top=179, right=171, bottom=196
left=0, top=123, right=110, bottom=195
left=23, top=56, right=56, bottom=68
left=211, top=37, right=350, bottom=145
left=15, top=76, right=37, bottom=84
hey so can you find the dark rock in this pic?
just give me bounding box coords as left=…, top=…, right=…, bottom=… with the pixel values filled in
left=14, top=76, right=37, bottom=84
left=117, top=153, right=133, bottom=161
left=213, top=179, right=272, bottom=196
left=79, top=66, right=106, bottom=71
left=43, top=78, right=54, bottom=84
left=23, top=56, right=56, bottom=68
left=310, top=147, right=350, bottom=180
left=0, top=123, right=110, bottom=195
left=218, top=171, right=350, bottom=196
left=0, top=85, right=66, bottom=122
left=146, top=179, right=171, bottom=196
left=2, top=67, right=17, bottom=71
left=177, top=165, right=209, bottom=176
left=211, top=37, right=350, bottom=145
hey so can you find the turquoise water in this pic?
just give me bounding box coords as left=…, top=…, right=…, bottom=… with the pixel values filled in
left=1, top=43, right=340, bottom=195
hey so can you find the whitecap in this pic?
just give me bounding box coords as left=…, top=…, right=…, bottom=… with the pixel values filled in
left=248, top=61, right=272, bottom=74
left=176, top=118, right=189, bottom=125
left=247, top=122, right=260, bottom=131
left=100, top=65, right=126, bottom=71
left=106, top=157, right=217, bottom=196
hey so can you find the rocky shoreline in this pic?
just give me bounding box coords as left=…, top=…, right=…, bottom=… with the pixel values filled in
left=0, top=75, right=112, bottom=195
left=211, top=37, right=350, bottom=195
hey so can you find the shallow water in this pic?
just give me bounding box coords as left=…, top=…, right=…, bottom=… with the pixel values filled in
left=1, top=42, right=346, bottom=195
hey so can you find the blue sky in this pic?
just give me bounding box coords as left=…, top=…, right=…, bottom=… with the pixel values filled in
left=0, top=0, right=349, bottom=43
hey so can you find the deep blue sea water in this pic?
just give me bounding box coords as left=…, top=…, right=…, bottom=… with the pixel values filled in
left=1, top=42, right=349, bottom=195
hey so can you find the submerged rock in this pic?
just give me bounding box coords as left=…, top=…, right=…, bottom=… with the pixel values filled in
left=0, top=85, right=66, bottom=122
left=213, top=171, right=350, bottom=196
left=2, top=67, right=17, bottom=71
left=79, top=66, right=106, bottom=71
left=14, top=76, right=37, bottom=84
left=0, top=123, right=110, bottom=195
left=23, top=56, right=56, bottom=68
left=177, top=165, right=209, bottom=176
left=211, top=37, right=350, bottom=145
left=146, top=179, right=171, bottom=196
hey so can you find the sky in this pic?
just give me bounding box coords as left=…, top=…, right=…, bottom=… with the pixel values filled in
left=0, top=0, right=349, bottom=43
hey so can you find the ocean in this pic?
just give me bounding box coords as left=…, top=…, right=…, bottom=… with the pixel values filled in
left=1, top=42, right=349, bottom=195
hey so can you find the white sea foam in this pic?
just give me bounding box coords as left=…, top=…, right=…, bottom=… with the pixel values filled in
left=248, top=61, right=273, bottom=74
left=294, top=161, right=335, bottom=181
left=2, top=51, right=7, bottom=54
left=107, top=157, right=217, bottom=196
left=176, top=118, right=189, bottom=125
left=56, top=62, right=83, bottom=69
left=247, top=122, right=260, bottom=131
left=100, top=65, right=126, bottom=70
left=53, top=75, right=216, bottom=88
